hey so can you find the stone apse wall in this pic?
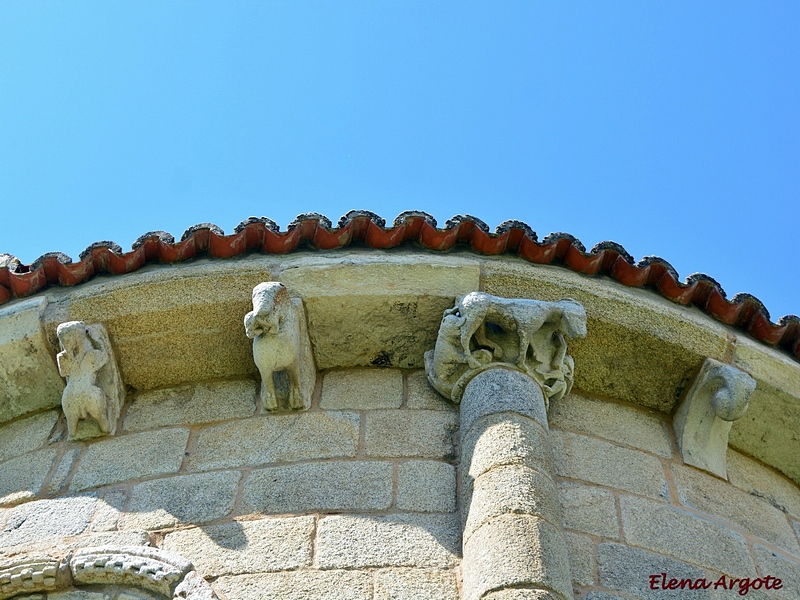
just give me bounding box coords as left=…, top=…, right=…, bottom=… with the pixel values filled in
left=0, top=249, right=798, bottom=600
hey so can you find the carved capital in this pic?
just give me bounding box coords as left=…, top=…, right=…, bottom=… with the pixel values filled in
left=425, top=292, right=587, bottom=405
left=56, top=321, right=124, bottom=440
left=245, top=282, right=316, bottom=411
left=673, top=358, right=756, bottom=479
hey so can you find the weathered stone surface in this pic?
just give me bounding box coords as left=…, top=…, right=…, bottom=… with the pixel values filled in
left=620, top=495, right=756, bottom=575
left=87, top=488, right=126, bottom=532
left=673, top=463, right=800, bottom=554
left=188, top=412, right=359, bottom=471
left=364, top=410, right=457, bottom=459
left=70, top=429, right=189, bottom=491
left=48, top=593, right=110, bottom=600
left=374, top=568, right=459, bottom=600
left=125, top=471, right=240, bottom=529
left=215, top=570, right=372, bottom=600
left=45, top=447, right=80, bottom=495
left=730, top=382, right=800, bottom=487
left=320, top=369, right=403, bottom=409
left=241, top=461, right=392, bottom=514
left=0, top=496, right=97, bottom=548
left=0, top=411, right=59, bottom=463
left=551, top=430, right=667, bottom=499
left=172, top=571, right=217, bottom=600
left=752, top=544, right=800, bottom=600
left=727, top=450, right=800, bottom=520
left=462, top=413, right=553, bottom=481
left=484, top=260, right=731, bottom=413
left=460, top=368, right=549, bottom=435
left=64, top=530, right=149, bottom=550
left=482, top=591, right=562, bottom=600
left=731, top=336, right=800, bottom=484
left=598, top=542, right=711, bottom=599
left=558, top=481, right=619, bottom=539
left=123, top=380, right=257, bottom=431
left=163, top=517, right=314, bottom=576
left=280, top=253, right=481, bottom=369
left=0, top=297, right=65, bottom=423
left=550, top=393, right=672, bottom=458
left=406, top=370, right=455, bottom=410
left=564, top=531, right=594, bottom=587
left=66, top=261, right=274, bottom=391
left=0, top=449, right=58, bottom=506
left=464, top=465, right=561, bottom=542
left=462, top=514, right=573, bottom=600
left=315, top=514, right=460, bottom=569
left=396, top=460, right=456, bottom=513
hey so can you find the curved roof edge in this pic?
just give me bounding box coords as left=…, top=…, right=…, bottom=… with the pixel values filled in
left=1, top=210, right=798, bottom=360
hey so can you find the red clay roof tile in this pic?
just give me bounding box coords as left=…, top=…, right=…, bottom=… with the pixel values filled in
left=1, top=212, right=798, bottom=361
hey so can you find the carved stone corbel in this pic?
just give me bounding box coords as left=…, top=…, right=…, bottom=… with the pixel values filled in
left=245, top=282, right=315, bottom=411
left=56, top=321, right=124, bottom=440
left=425, top=292, right=587, bottom=406
left=673, top=358, right=756, bottom=479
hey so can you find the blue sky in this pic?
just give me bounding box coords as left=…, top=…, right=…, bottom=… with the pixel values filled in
left=1, top=3, right=798, bottom=318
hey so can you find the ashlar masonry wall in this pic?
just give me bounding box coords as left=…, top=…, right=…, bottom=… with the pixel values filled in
left=1, top=366, right=798, bottom=599
left=1, top=368, right=461, bottom=600
left=549, top=392, right=800, bottom=600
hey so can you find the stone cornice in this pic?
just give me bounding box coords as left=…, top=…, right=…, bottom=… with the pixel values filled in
left=0, top=250, right=797, bottom=485
left=1, top=212, right=797, bottom=362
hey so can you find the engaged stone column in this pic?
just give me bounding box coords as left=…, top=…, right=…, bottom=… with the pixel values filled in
left=425, top=292, right=587, bottom=600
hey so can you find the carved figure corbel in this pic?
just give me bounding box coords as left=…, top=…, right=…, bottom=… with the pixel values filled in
left=673, top=358, right=756, bottom=479
left=56, top=321, right=124, bottom=440
left=425, top=292, right=587, bottom=405
left=245, top=282, right=315, bottom=411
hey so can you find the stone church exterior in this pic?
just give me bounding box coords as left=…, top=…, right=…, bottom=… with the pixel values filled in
left=0, top=211, right=797, bottom=599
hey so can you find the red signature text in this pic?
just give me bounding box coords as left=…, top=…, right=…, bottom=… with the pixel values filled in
left=649, top=573, right=782, bottom=596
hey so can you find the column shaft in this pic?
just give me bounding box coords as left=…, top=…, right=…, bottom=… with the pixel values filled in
left=460, top=367, right=574, bottom=600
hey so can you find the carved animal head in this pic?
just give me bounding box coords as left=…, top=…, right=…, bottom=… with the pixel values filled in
left=57, top=321, right=91, bottom=355
left=246, top=282, right=292, bottom=338
left=557, top=299, right=588, bottom=339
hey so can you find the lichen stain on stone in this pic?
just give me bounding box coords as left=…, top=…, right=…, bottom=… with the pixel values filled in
left=371, top=351, right=393, bottom=367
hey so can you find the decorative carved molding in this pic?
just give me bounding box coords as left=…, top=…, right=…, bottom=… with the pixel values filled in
left=0, top=546, right=218, bottom=599
left=425, top=292, right=587, bottom=404
left=245, top=282, right=316, bottom=411
left=673, top=358, right=756, bottom=479
left=0, top=553, right=64, bottom=599
left=70, top=546, right=191, bottom=597
left=56, top=321, right=124, bottom=440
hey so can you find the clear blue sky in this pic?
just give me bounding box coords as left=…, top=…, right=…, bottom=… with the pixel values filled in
left=1, top=3, right=798, bottom=318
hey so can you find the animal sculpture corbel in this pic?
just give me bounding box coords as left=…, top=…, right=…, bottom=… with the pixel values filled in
left=56, top=321, right=124, bottom=440
left=425, top=292, right=586, bottom=404
left=245, top=282, right=315, bottom=411
left=448, top=293, right=587, bottom=369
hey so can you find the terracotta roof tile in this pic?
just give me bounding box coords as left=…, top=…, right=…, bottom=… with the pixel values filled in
left=1, top=212, right=798, bottom=361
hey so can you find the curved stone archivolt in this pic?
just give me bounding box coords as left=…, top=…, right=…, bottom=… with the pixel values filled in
left=0, top=545, right=217, bottom=599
